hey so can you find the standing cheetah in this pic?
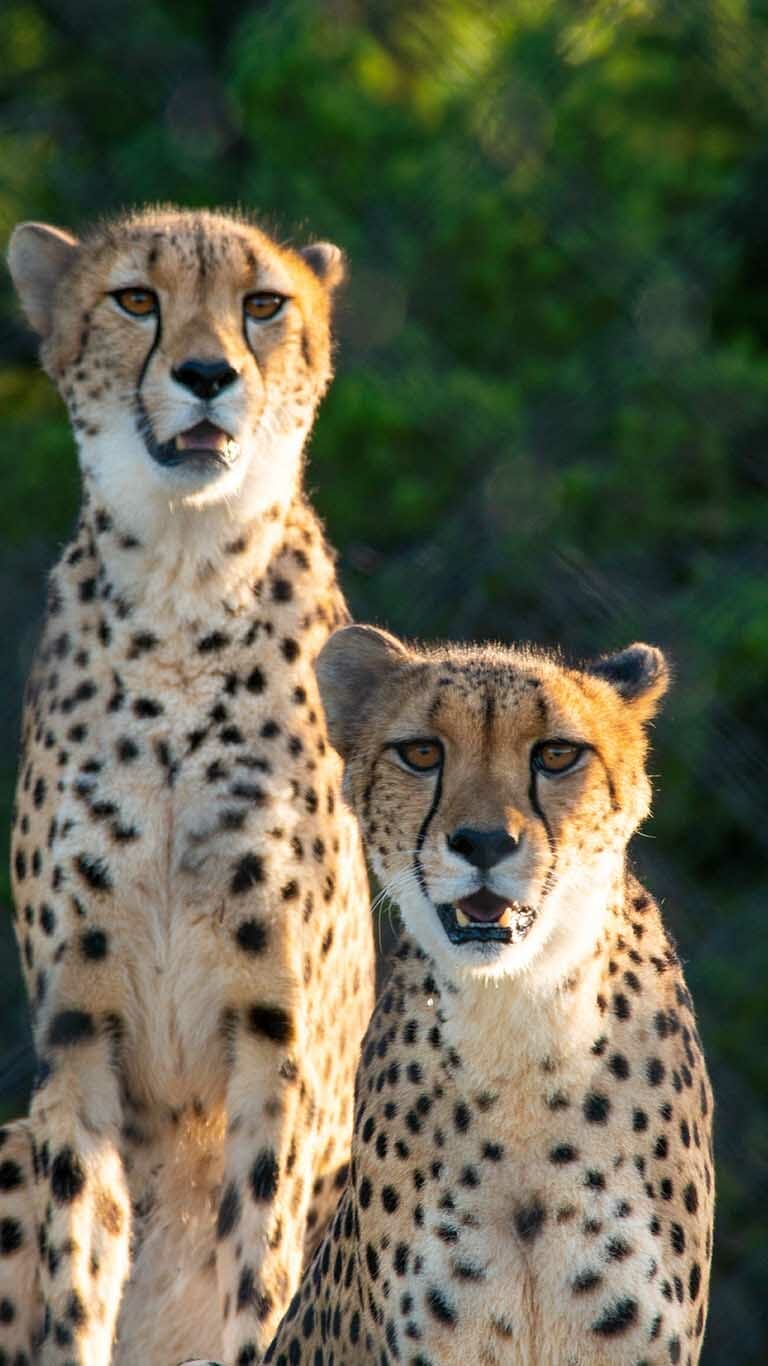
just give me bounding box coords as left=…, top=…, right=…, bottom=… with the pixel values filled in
left=2, top=209, right=374, bottom=1364
left=188, top=625, right=714, bottom=1365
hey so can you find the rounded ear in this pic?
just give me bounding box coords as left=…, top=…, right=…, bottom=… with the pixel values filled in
left=7, top=222, right=79, bottom=337
left=587, top=643, right=670, bottom=720
left=315, top=625, right=410, bottom=759
left=300, top=241, right=345, bottom=290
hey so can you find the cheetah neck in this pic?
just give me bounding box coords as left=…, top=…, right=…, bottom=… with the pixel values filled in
left=73, top=420, right=310, bottom=621
left=73, top=475, right=302, bottom=625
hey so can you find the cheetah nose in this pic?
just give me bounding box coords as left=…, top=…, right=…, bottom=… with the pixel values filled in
left=172, top=358, right=239, bottom=401
left=447, top=827, right=519, bottom=870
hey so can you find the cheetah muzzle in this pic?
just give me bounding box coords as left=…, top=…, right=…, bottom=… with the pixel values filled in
left=437, top=889, right=538, bottom=946
left=148, top=418, right=241, bottom=472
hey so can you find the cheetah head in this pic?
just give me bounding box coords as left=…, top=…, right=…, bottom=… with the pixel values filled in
left=317, top=627, right=668, bottom=985
left=8, top=207, right=343, bottom=525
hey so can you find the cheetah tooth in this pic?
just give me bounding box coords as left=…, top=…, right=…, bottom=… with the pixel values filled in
left=498, top=906, right=514, bottom=928
left=455, top=908, right=470, bottom=927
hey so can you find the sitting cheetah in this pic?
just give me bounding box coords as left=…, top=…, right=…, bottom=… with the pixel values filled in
left=186, top=625, right=715, bottom=1365
left=2, top=209, right=374, bottom=1364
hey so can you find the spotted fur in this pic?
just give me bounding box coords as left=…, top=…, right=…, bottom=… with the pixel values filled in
left=3, top=208, right=374, bottom=1364
left=192, top=626, right=714, bottom=1366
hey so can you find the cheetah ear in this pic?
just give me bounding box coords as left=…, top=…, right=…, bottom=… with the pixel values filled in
left=300, top=242, right=345, bottom=290
left=587, top=643, right=670, bottom=719
left=316, top=625, right=410, bottom=759
left=8, top=222, right=79, bottom=337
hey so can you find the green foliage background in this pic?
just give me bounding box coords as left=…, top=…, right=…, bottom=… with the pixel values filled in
left=1, top=1, right=766, bottom=1357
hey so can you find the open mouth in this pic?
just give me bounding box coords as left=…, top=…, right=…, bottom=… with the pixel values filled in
left=436, top=888, right=538, bottom=946
left=152, top=420, right=241, bottom=470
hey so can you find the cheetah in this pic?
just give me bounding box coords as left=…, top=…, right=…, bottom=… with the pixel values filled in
left=187, top=624, right=715, bottom=1364
left=2, top=208, right=374, bottom=1364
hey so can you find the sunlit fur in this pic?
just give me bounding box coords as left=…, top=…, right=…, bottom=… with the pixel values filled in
left=2, top=209, right=374, bottom=1366
left=9, top=207, right=341, bottom=618
left=246, top=625, right=714, bottom=1366
left=323, top=631, right=665, bottom=991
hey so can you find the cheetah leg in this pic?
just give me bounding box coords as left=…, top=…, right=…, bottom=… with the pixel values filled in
left=31, top=1023, right=131, bottom=1365
left=216, top=1022, right=315, bottom=1362
left=0, top=1118, right=42, bottom=1357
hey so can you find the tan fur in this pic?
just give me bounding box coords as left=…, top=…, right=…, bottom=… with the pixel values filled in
left=239, top=627, right=714, bottom=1366
left=3, top=208, right=374, bottom=1364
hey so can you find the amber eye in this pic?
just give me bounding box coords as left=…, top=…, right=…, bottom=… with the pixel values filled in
left=394, top=740, right=443, bottom=773
left=244, top=292, right=286, bottom=322
left=112, top=287, right=157, bottom=317
left=533, top=741, right=583, bottom=774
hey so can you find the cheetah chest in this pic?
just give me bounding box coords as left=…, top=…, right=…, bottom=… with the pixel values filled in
left=43, top=646, right=321, bottom=1103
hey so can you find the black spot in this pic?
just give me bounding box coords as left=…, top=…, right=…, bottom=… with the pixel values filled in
left=129, top=631, right=157, bottom=657
left=250, top=1149, right=279, bottom=1202
left=670, top=1223, right=685, bottom=1254
left=281, top=638, right=300, bottom=662
left=454, top=1103, right=471, bottom=1132
left=550, top=1144, right=578, bottom=1165
left=483, top=1141, right=504, bottom=1161
left=231, top=853, right=265, bottom=894
left=0, top=1161, right=23, bottom=1192
left=0, top=1218, right=23, bottom=1255
left=247, top=1004, right=294, bottom=1044
left=426, top=1287, right=456, bottom=1327
left=217, top=1182, right=242, bottom=1239
left=40, top=905, right=56, bottom=936
left=235, top=919, right=269, bottom=954
left=646, top=1058, right=666, bottom=1086
left=75, top=853, right=111, bottom=892
left=365, top=1244, right=380, bottom=1279
left=237, top=1263, right=255, bottom=1311
left=689, top=1262, right=701, bottom=1300
left=133, top=697, right=163, bottom=718
left=584, top=1092, right=611, bottom=1123
left=48, top=1011, right=95, bottom=1048
left=514, top=1198, right=546, bottom=1242
left=382, top=1186, right=399, bottom=1213
left=66, top=1290, right=87, bottom=1326
left=608, top=1053, right=630, bottom=1080
left=246, top=666, right=266, bottom=693
left=272, top=577, right=293, bottom=602
left=198, top=631, right=230, bottom=653
left=573, top=1270, right=602, bottom=1294
left=50, top=1148, right=86, bottom=1204
left=683, top=1182, right=698, bottom=1214
left=80, top=929, right=108, bottom=961
left=591, top=1297, right=638, bottom=1336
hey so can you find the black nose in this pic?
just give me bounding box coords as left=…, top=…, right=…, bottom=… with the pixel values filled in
left=447, top=827, right=519, bottom=870
left=172, top=358, right=239, bottom=401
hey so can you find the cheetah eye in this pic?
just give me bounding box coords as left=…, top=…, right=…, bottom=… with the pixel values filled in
left=393, top=740, right=443, bottom=773
left=244, top=292, right=286, bottom=322
left=111, top=287, right=157, bottom=318
left=533, top=741, right=584, bottom=775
